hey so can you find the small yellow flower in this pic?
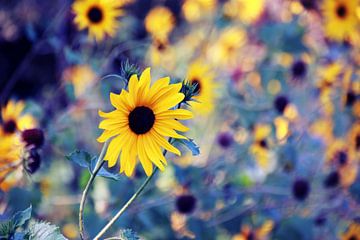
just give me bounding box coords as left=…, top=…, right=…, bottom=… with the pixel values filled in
left=145, top=6, right=175, bottom=41
left=72, top=0, right=128, bottom=41
left=97, top=68, right=193, bottom=177
left=63, top=64, right=98, bottom=97
left=209, top=27, right=247, bottom=66
left=322, top=0, right=359, bottom=42
left=182, top=0, right=216, bottom=22
left=186, top=61, right=216, bottom=115
left=223, top=0, right=265, bottom=24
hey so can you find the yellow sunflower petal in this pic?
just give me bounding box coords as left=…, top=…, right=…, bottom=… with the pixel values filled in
left=156, top=109, right=193, bottom=120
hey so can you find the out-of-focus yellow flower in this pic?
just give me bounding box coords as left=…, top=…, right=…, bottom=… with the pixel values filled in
left=322, top=0, right=359, bottom=42
left=182, top=0, right=216, bottom=22
left=317, top=62, right=343, bottom=88
left=63, top=64, right=98, bottom=98
left=341, top=222, right=360, bottom=240
left=97, top=68, right=193, bottom=177
left=325, top=139, right=353, bottom=166
left=147, top=40, right=176, bottom=70
left=209, top=27, right=247, bottom=66
left=310, top=118, right=334, bottom=142
left=223, top=0, right=265, bottom=24
left=232, top=220, right=274, bottom=240
left=145, top=6, right=175, bottom=41
left=0, top=131, right=24, bottom=191
left=1, top=100, right=36, bottom=134
left=274, top=116, right=289, bottom=143
left=62, top=223, right=79, bottom=240
left=250, top=124, right=276, bottom=173
left=186, top=61, right=216, bottom=115
left=72, top=0, right=128, bottom=41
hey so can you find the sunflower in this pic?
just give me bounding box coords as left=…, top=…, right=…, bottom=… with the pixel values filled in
left=186, top=61, right=216, bottom=115
left=341, top=222, right=360, bottom=240
left=72, top=0, right=127, bottom=42
left=145, top=6, right=175, bottom=42
left=322, top=0, right=359, bottom=42
left=147, top=39, right=176, bottom=70
left=1, top=100, right=36, bottom=135
left=97, top=68, right=193, bottom=177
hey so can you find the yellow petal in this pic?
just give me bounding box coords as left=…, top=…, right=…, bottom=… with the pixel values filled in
left=153, top=126, right=187, bottom=139
left=143, top=135, right=165, bottom=170
left=156, top=109, right=193, bottom=120
left=150, top=130, right=181, bottom=156
left=137, top=135, right=154, bottom=176
left=153, top=93, right=185, bottom=113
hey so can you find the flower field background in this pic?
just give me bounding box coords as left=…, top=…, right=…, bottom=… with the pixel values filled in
left=1, top=0, right=360, bottom=239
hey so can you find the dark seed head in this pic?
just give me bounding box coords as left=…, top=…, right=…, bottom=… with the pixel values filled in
left=346, top=91, right=356, bottom=107
left=3, top=119, right=17, bottom=134
left=24, top=148, right=41, bottom=174
left=22, top=128, right=45, bottom=148
left=336, top=4, right=347, bottom=18
left=314, top=215, right=326, bottom=226
left=349, top=235, right=357, bottom=240
left=274, top=95, right=289, bottom=114
left=175, top=194, right=197, bottom=214
left=291, top=60, right=307, bottom=79
left=337, top=151, right=348, bottom=166
left=300, top=0, right=316, bottom=10
left=87, top=6, right=103, bottom=23
left=128, top=106, right=155, bottom=134
left=292, top=178, right=310, bottom=201
left=356, top=135, right=360, bottom=150
left=217, top=132, right=233, bottom=149
left=323, top=171, right=340, bottom=188
left=259, top=139, right=268, bottom=148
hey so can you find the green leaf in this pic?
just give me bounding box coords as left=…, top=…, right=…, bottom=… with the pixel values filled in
left=26, top=221, right=67, bottom=240
left=12, top=205, right=32, bottom=229
left=66, top=150, right=123, bottom=180
left=175, top=139, right=200, bottom=156
left=66, top=150, right=92, bottom=168
left=0, top=220, right=14, bottom=239
left=118, top=228, right=140, bottom=240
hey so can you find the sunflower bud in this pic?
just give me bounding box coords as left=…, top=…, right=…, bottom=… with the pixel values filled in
left=180, top=80, right=199, bottom=105
left=24, top=148, right=41, bottom=174
left=22, top=128, right=45, bottom=148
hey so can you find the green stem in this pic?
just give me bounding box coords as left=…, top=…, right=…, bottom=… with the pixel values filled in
left=79, top=140, right=110, bottom=240
left=93, top=149, right=168, bottom=240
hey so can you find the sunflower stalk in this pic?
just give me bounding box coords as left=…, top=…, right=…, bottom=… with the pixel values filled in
left=93, top=97, right=187, bottom=238
left=79, top=139, right=110, bottom=240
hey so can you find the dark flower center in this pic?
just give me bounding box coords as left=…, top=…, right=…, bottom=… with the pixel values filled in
left=87, top=6, right=103, bottom=23
left=3, top=119, right=17, bottom=134
left=292, top=60, right=307, bottom=78
left=292, top=178, right=310, bottom=201
left=300, top=0, right=316, bottom=10
left=191, top=78, right=201, bottom=94
left=356, top=135, right=360, bottom=150
left=259, top=139, right=268, bottom=148
left=323, top=171, right=339, bottom=188
left=274, top=95, right=289, bottom=114
left=128, top=106, right=155, bottom=134
left=336, top=4, right=347, bottom=18
left=175, top=194, right=197, bottom=214
left=346, top=91, right=356, bottom=106
left=349, top=236, right=357, bottom=240
left=337, top=151, right=348, bottom=165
